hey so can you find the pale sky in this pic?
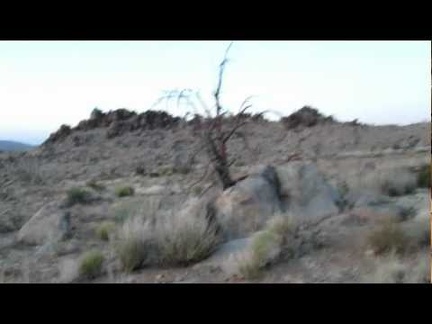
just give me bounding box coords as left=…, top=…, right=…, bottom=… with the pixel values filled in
left=0, top=41, right=430, bottom=145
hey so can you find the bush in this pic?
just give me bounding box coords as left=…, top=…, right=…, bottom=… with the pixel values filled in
left=79, top=250, right=104, bottom=279
left=416, top=164, right=430, bottom=188
left=231, top=215, right=294, bottom=280
left=159, top=166, right=174, bottom=176
left=367, top=219, right=408, bottom=255
left=115, top=201, right=221, bottom=271
left=115, top=186, right=135, bottom=198
left=95, top=221, right=116, bottom=241
left=135, top=165, right=146, bottom=176
left=380, top=170, right=417, bottom=197
left=237, top=252, right=264, bottom=280
left=365, top=253, right=429, bottom=283
left=116, top=238, right=148, bottom=273
left=66, top=187, right=93, bottom=206
left=155, top=212, right=221, bottom=267
left=115, top=217, right=155, bottom=272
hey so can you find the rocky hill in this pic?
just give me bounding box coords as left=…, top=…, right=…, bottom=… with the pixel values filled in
left=23, top=106, right=429, bottom=183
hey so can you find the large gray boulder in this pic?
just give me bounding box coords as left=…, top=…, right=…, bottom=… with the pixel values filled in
left=214, top=165, right=284, bottom=240
left=276, top=162, right=341, bottom=220
left=213, top=163, right=341, bottom=240
left=17, top=202, right=71, bottom=245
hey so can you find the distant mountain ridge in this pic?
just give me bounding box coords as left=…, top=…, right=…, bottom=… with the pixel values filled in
left=0, top=140, right=35, bottom=152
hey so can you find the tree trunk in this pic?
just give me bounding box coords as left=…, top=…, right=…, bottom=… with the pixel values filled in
left=204, top=133, right=235, bottom=190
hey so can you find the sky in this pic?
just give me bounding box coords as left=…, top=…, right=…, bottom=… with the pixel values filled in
left=0, top=40, right=430, bottom=145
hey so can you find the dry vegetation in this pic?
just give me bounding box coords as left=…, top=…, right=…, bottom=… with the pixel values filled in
left=79, top=250, right=104, bottom=279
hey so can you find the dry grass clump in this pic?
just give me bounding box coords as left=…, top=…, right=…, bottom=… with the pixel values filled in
left=366, top=218, right=408, bottom=255
left=95, top=221, right=116, bottom=241
left=232, top=215, right=296, bottom=280
left=115, top=185, right=135, bottom=198
left=114, top=200, right=221, bottom=272
left=365, top=253, right=429, bottom=283
left=66, top=187, right=94, bottom=206
left=78, top=250, right=104, bottom=279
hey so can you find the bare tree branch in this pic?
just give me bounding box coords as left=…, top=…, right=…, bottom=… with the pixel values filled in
left=214, top=42, right=233, bottom=117
left=222, top=119, right=250, bottom=144
left=187, top=161, right=213, bottom=191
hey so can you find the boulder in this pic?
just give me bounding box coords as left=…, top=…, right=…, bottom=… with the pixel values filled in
left=212, top=163, right=340, bottom=240
left=214, top=165, right=284, bottom=240
left=276, top=162, right=341, bottom=220
left=17, top=202, right=72, bottom=245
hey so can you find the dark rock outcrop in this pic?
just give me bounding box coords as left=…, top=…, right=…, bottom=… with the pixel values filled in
left=281, top=106, right=336, bottom=130
left=43, top=109, right=182, bottom=144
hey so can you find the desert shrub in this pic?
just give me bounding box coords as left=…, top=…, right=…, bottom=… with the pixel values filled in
left=231, top=215, right=295, bottom=280
left=115, top=200, right=221, bottom=271
left=116, top=238, right=148, bottom=273
left=115, top=217, right=156, bottom=272
left=135, top=165, right=146, bottom=176
left=398, top=206, right=417, bottom=222
left=155, top=213, right=221, bottom=266
left=173, top=165, right=192, bottom=175
left=236, top=252, right=264, bottom=280
left=95, top=221, right=116, bottom=241
left=416, top=164, right=430, bottom=188
left=336, top=181, right=352, bottom=210
left=66, top=187, right=93, bottom=206
left=367, top=219, right=408, bottom=255
left=365, top=253, right=429, bottom=283
left=402, top=217, right=430, bottom=249
left=380, top=171, right=417, bottom=197
left=79, top=250, right=104, bottom=279
left=86, top=179, right=105, bottom=192
left=115, top=185, right=135, bottom=198
left=157, top=166, right=174, bottom=176
left=113, top=198, right=161, bottom=224
left=235, top=231, right=282, bottom=280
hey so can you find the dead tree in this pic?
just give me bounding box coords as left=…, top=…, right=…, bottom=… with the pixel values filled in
left=154, top=43, right=260, bottom=190
left=154, top=43, right=287, bottom=191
